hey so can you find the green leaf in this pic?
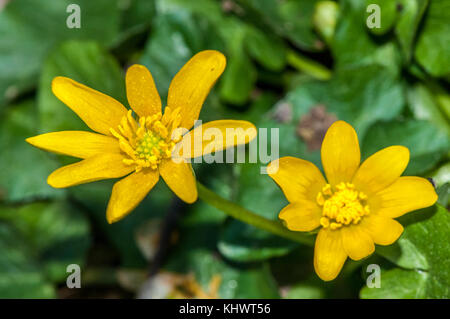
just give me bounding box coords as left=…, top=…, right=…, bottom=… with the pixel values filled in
left=0, top=223, right=55, bottom=298
left=332, top=0, right=401, bottom=74
left=237, top=0, right=321, bottom=51
left=38, top=40, right=126, bottom=133
left=395, top=0, right=429, bottom=61
left=141, top=1, right=275, bottom=106
left=0, top=201, right=91, bottom=283
left=0, top=200, right=90, bottom=298
left=218, top=19, right=257, bottom=105
left=222, top=263, right=280, bottom=298
left=432, top=162, right=450, bottom=188
left=415, top=0, right=450, bottom=77
left=119, top=0, right=156, bottom=32
left=270, top=246, right=332, bottom=298
left=436, top=182, right=449, bottom=207
left=0, top=0, right=120, bottom=106
left=366, top=0, right=398, bottom=35
left=375, top=205, right=450, bottom=298
left=313, top=1, right=339, bottom=44
left=407, top=83, right=450, bottom=136
left=219, top=50, right=257, bottom=106
left=140, top=11, right=224, bottom=100
left=277, top=0, right=322, bottom=51
left=239, top=92, right=279, bottom=124
left=70, top=180, right=173, bottom=267
left=218, top=220, right=299, bottom=263
left=333, top=0, right=374, bottom=64
left=166, top=201, right=280, bottom=298
left=244, top=27, right=286, bottom=72
left=362, top=119, right=449, bottom=175
left=157, top=0, right=223, bottom=23
left=0, top=100, right=63, bottom=202
left=217, top=162, right=299, bottom=262
left=432, top=86, right=450, bottom=119
left=360, top=268, right=428, bottom=299
left=287, top=64, right=405, bottom=139
left=285, top=281, right=327, bottom=299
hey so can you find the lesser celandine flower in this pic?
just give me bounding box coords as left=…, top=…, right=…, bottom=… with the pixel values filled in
left=27, top=50, right=256, bottom=223
left=268, top=121, right=437, bottom=281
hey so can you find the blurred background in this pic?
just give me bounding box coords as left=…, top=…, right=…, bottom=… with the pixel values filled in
left=0, top=0, right=448, bottom=298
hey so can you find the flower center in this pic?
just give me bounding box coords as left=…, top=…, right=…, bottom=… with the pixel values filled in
left=110, top=107, right=182, bottom=171
left=316, top=182, right=370, bottom=230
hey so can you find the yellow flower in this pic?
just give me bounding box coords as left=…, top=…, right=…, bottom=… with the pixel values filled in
left=268, top=120, right=437, bottom=281
left=27, top=50, right=256, bottom=224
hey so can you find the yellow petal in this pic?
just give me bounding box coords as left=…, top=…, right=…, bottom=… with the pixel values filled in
left=341, top=225, right=375, bottom=261
left=26, top=131, right=120, bottom=159
left=268, top=157, right=327, bottom=203
left=314, top=228, right=347, bottom=281
left=279, top=200, right=322, bottom=231
left=353, top=146, right=409, bottom=195
left=167, top=50, right=226, bottom=130
left=179, top=120, right=257, bottom=158
left=372, top=176, right=438, bottom=218
left=159, top=159, right=198, bottom=203
left=106, top=169, right=159, bottom=224
left=125, top=64, right=162, bottom=117
left=47, top=153, right=133, bottom=188
left=360, top=214, right=403, bottom=245
left=321, top=121, right=360, bottom=186
left=52, top=77, right=128, bottom=135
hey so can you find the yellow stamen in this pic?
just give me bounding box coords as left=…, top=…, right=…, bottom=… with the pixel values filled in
left=316, top=192, right=325, bottom=206
left=320, top=217, right=330, bottom=228
left=322, top=184, right=332, bottom=196
left=316, top=182, right=370, bottom=230
left=111, top=107, right=182, bottom=172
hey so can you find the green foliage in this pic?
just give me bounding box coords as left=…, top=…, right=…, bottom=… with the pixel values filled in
left=238, top=0, right=322, bottom=51
left=0, top=0, right=448, bottom=299
left=360, top=268, right=428, bottom=299
left=332, top=0, right=401, bottom=73
left=140, top=10, right=224, bottom=100
left=362, top=120, right=449, bottom=175
left=38, top=40, right=127, bottom=133
left=313, top=1, right=339, bottom=44
left=364, top=205, right=450, bottom=298
left=286, top=283, right=327, bottom=299
left=0, top=223, right=56, bottom=298
left=218, top=162, right=299, bottom=262
left=70, top=181, right=173, bottom=267
left=0, top=201, right=90, bottom=297
left=0, top=0, right=120, bottom=106
left=0, top=100, right=62, bottom=202
left=366, top=0, right=398, bottom=36
left=407, top=83, right=450, bottom=135
left=287, top=64, right=405, bottom=138
left=245, top=27, right=287, bottom=72
left=395, top=0, right=429, bottom=61
left=415, top=0, right=450, bottom=77
left=166, top=201, right=280, bottom=298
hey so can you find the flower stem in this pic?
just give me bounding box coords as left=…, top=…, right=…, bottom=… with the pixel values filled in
left=197, top=182, right=314, bottom=246
left=286, top=49, right=332, bottom=80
